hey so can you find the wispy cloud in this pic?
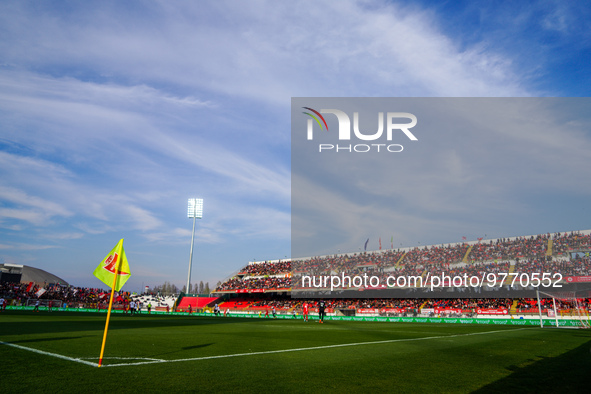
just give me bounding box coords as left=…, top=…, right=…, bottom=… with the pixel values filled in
left=0, top=242, right=59, bottom=251
left=0, top=1, right=529, bottom=100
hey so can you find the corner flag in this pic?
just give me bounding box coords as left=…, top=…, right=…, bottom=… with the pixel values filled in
left=94, top=238, right=131, bottom=368
left=93, top=239, right=131, bottom=291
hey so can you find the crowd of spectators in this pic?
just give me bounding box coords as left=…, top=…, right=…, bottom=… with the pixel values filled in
left=552, top=232, right=591, bottom=254
left=513, top=256, right=591, bottom=277
left=216, top=276, right=291, bottom=291
left=515, top=297, right=590, bottom=312
left=0, top=281, right=131, bottom=309
left=215, top=231, right=591, bottom=293
left=402, top=244, right=469, bottom=266
left=240, top=261, right=291, bottom=276
left=421, top=298, right=513, bottom=310
left=469, top=234, right=549, bottom=261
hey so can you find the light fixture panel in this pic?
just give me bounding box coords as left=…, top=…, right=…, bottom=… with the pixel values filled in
left=188, top=198, right=203, bottom=218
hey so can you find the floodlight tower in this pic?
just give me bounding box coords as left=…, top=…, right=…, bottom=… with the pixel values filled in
left=187, top=198, right=203, bottom=294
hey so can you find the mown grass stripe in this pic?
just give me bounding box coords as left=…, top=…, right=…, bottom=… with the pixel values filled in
left=1, top=327, right=532, bottom=368
left=101, top=327, right=531, bottom=368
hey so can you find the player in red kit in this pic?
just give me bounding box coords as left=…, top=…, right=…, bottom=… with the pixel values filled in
left=302, top=302, right=309, bottom=322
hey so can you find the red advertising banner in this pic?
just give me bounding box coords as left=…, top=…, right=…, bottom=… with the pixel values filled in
left=434, top=307, right=462, bottom=314
left=381, top=308, right=405, bottom=313
left=565, top=276, right=591, bottom=283
left=476, top=308, right=508, bottom=315
left=357, top=308, right=380, bottom=314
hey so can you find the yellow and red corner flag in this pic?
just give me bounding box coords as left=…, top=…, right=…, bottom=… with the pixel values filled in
left=93, top=238, right=131, bottom=292
left=94, top=238, right=131, bottom=367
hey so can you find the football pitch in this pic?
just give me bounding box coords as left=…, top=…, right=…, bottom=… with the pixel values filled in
left=1, top=311, right=589, bottom=393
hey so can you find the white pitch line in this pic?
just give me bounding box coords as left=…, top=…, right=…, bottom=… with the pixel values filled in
left=1, top=327, right=532, bottom=368
left=101, top=327, right=532, bottom=368
left=79, top=356, right=166, bottom=362
left=0, top=341, right=98, bottom=367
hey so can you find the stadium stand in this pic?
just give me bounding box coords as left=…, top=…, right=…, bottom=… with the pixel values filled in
left=176, top=295, right=220, bottom=311
left=212, top=230, right=591, bottom=319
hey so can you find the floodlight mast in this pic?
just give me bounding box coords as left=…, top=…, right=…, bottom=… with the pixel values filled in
left=187, top=198, right=203, bottom=295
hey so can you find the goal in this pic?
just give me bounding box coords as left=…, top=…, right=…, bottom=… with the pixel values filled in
left=537, top=289, right=590, bottom=329
left=26, top=299, right=63, bottom=308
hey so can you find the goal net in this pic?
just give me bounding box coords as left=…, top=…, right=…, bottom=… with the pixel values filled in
left=537, top=289, right=590, bottom=328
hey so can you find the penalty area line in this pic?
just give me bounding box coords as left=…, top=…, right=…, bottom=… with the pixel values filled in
left=101, top=327, right=532, bottom=368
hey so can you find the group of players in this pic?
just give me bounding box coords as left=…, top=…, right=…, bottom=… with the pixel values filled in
left=184, top=300, right=330, bottom=321
left=257, top=300, right=327, bottom=322
left=305, top=300, right=326, bottom=323
left=124, top=299, right=153, bottom=315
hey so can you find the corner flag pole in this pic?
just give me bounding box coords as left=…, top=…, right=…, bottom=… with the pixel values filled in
left=98, top=247, right=122, bottom=368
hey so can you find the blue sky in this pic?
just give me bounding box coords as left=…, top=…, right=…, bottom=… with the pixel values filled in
left=1, top=0, right=590, bottom=292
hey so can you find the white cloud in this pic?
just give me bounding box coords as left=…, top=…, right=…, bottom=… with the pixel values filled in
left=0, top=1, right=528, bottom=100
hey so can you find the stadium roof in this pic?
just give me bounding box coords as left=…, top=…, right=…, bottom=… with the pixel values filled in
left=0, top=264, right=69, bottom=286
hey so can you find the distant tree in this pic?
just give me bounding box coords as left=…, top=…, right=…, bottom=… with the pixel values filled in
left=204, top=282, right=210, bottom=295
left=198, top=281, right=204, bottom=294
left=143, top=282, right=172, bottom=295
left=144, top=281, right=182, bottom=295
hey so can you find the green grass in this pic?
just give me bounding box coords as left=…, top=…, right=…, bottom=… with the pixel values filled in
left=0, top=310, right=590, bottom=393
